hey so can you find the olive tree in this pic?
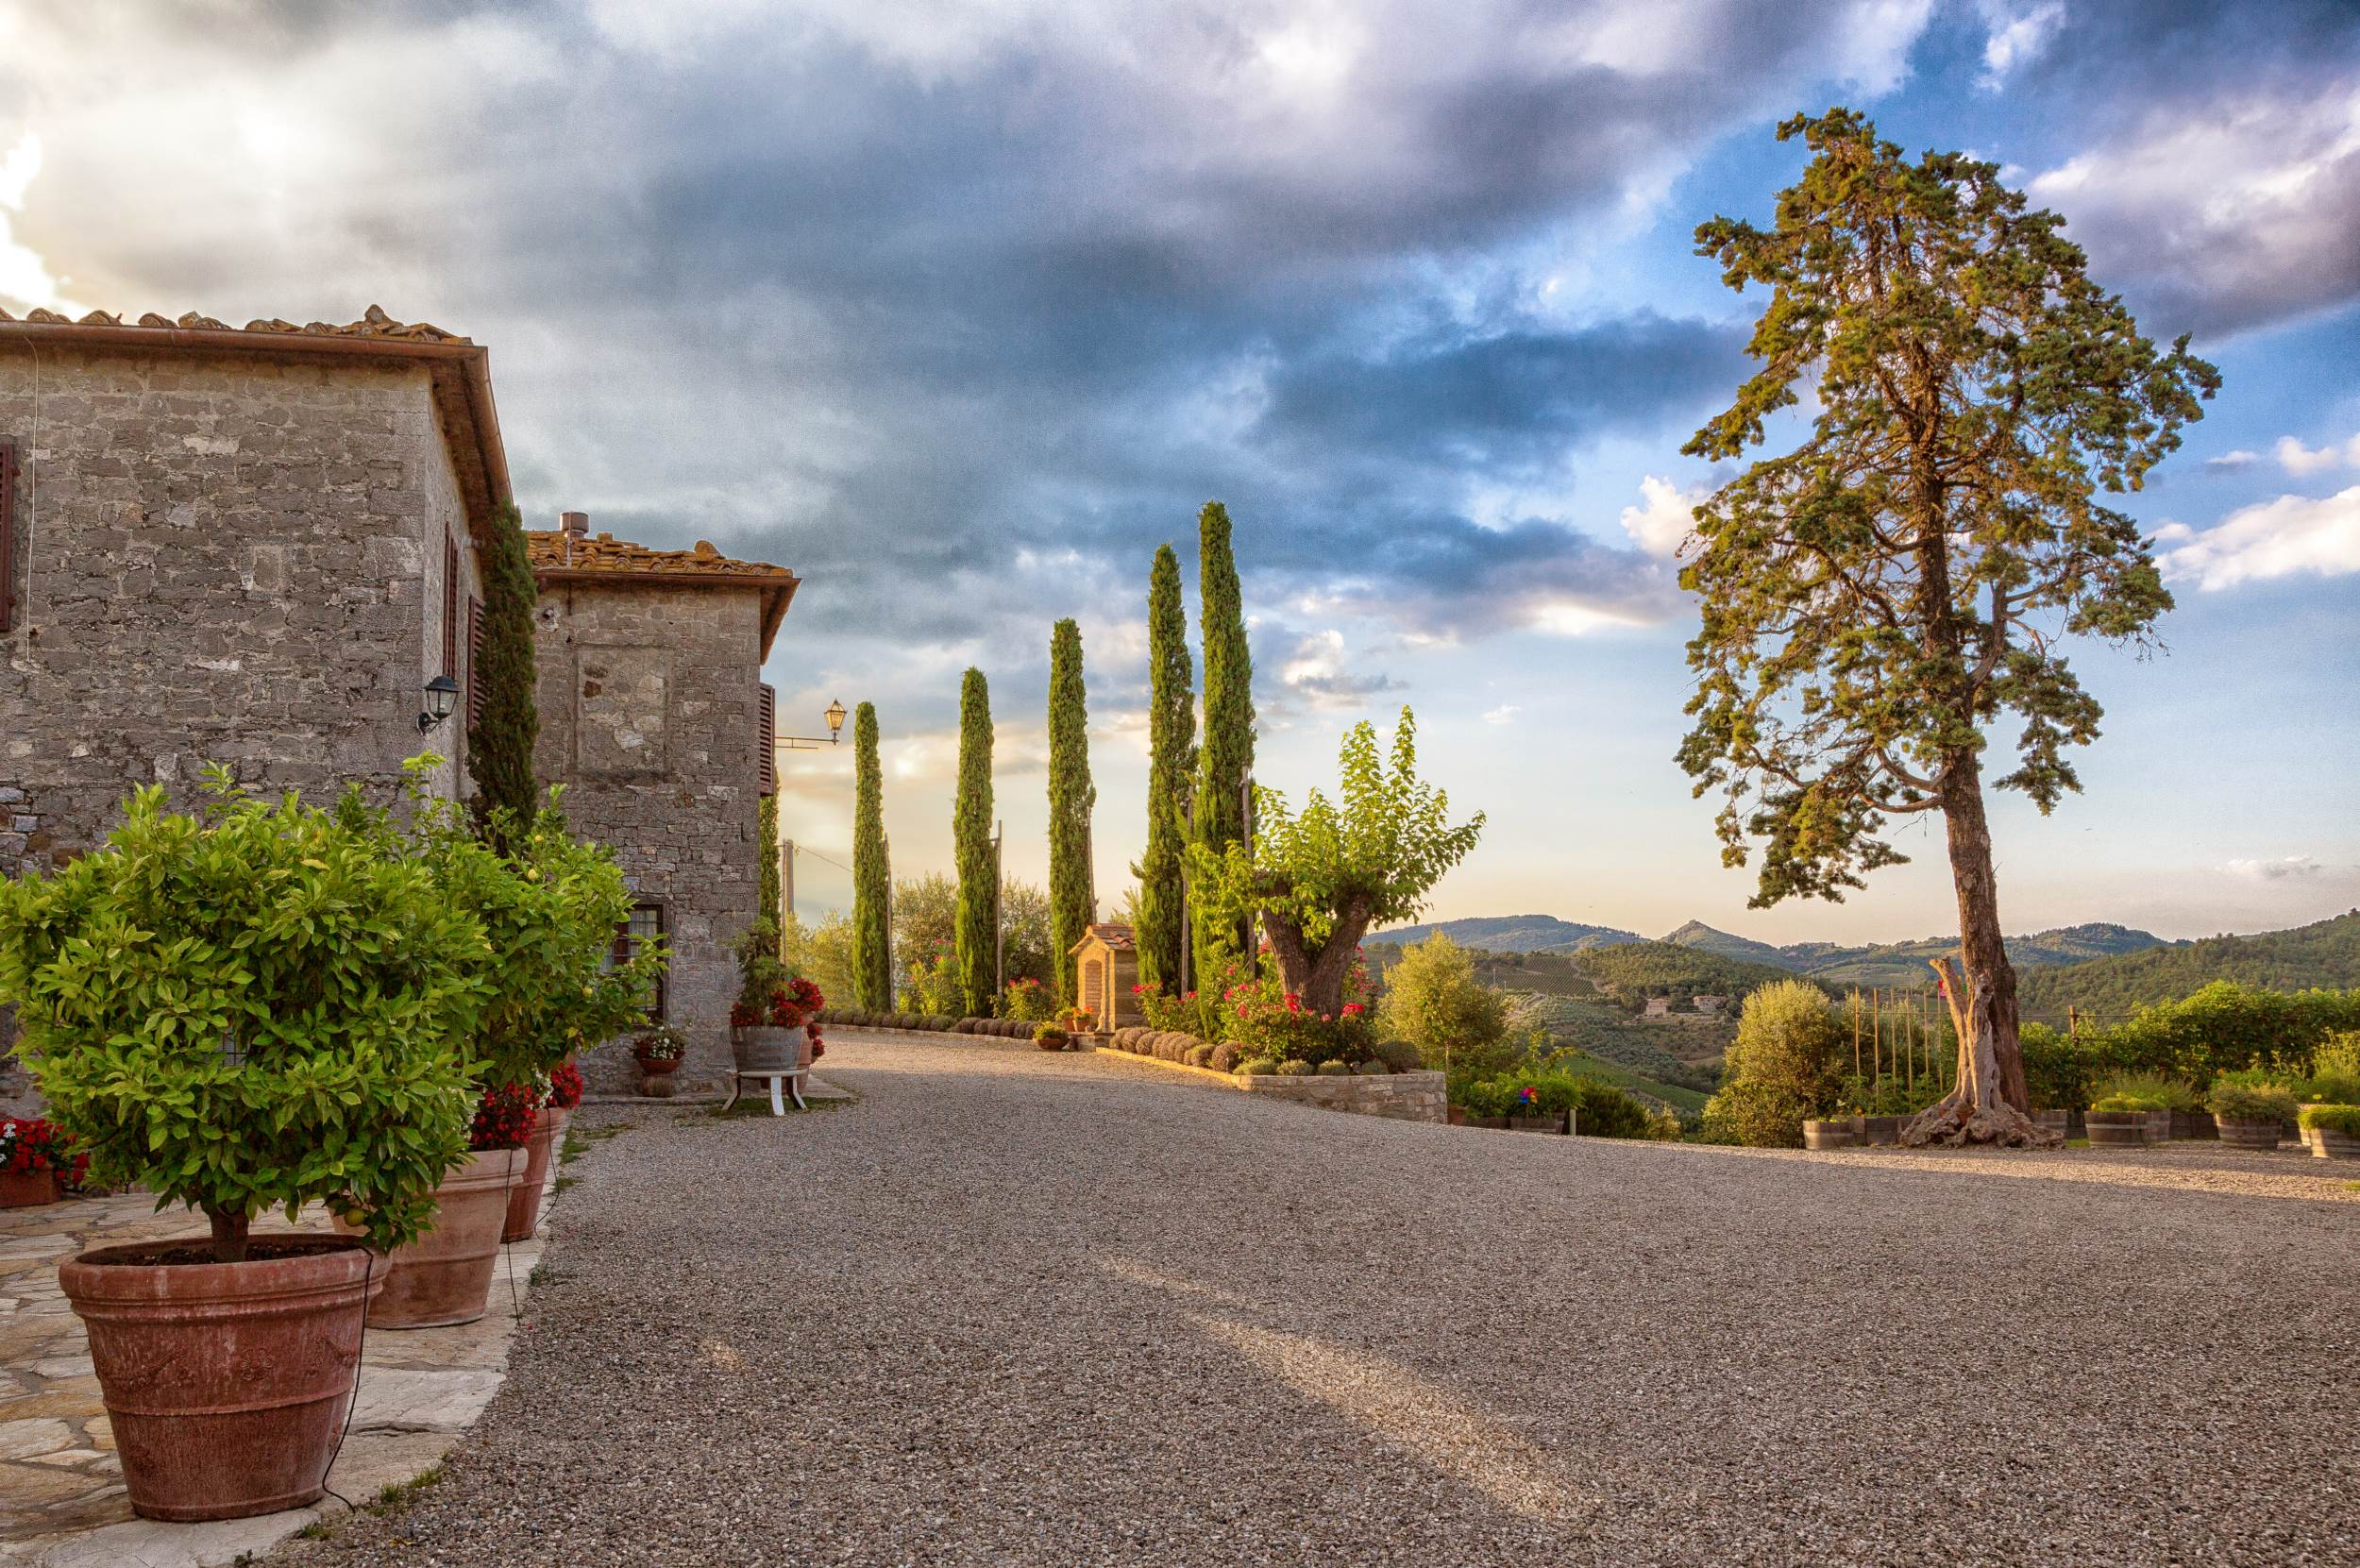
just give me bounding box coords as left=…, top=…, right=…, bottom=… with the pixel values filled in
left=1679, top=110, right=2217, bottom=1146
left=1191, top=708, right=1481, bottom=1019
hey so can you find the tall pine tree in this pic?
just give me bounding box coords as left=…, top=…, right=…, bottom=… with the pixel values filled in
left=759, top=793, right=784, bottom=942
left=1132, top=544, right=1195, bottom=993
left=1192, top=501, right=1256, bottom=978
left=1046, top=619, right=1096, bottom=1007
left=466, top=502, right=539, bottom=851
left=851, top=700, right=893, bottom=1010
left=952, top=667, right=998, bottom=1017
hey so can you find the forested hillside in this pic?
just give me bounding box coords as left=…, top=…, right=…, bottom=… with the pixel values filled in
left=1372, top=914, right=1642, bottom=953
left=2019, top=911, right=2360, bottom=1018
left=1570, top=940, right=1820, bottom=1002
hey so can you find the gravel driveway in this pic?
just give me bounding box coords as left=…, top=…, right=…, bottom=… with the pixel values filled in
left=282, top=1033, right=2358, bottom=1568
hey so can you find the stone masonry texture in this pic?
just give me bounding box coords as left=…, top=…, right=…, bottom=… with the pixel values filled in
left=0, top=344, right=480, bottom=1108
left=530, top=578, right=766, bottom=1093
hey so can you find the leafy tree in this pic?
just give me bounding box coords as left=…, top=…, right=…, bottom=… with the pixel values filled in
left=1191, top=708, right=1481, bottom=1018
left=1376, top=932, right=1508, bottom=1069
left=891, top=870, right=957, bottom=990
left=1046, top=619, right=1096, bottom=1006
left=999, top=880, right=1055, bottom=990
left=782, top=908, right=860, bottom=1012
left=1699, top=979, right=1844, bottom=1147
left=758, top=793, right=783, bottom=948
left=1678, top=110, right=2217, bottom=1146
left=1193, top=501, right=1256, bottom=978
left=851, top=701, right=893, bottom=1009
left=952, top=669, right=997, bottom=1016
left=1134, top=544, right=1196, bottom=992
left=466, top=503, right=540, bottom=851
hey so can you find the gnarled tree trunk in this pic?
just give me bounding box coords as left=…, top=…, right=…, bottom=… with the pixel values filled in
left=1904, top=953, right=2058, bottom=1147
left=1259, top=896, right=1372, bottom=1020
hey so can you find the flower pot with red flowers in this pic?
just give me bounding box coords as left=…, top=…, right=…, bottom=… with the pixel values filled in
left=634, top=1025, right=687, bottom=1095
left=0, top=780, right=483, bottom=1522
left=507, top=1060, right=583, bottom=1241
left=0, top=1117, right=82, bottom=1207
left=733, top=976, right=826, bottom=1074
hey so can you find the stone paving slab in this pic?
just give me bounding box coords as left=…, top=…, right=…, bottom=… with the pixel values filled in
left=0, top=1160, right=558, bottom=1568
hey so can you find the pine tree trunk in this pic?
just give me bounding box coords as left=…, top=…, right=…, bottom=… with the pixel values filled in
left=1901, top=753, right=2055, bottom=1146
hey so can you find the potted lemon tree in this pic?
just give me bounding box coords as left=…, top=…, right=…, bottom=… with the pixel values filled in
left=0, top=775, right=484, bottom=1522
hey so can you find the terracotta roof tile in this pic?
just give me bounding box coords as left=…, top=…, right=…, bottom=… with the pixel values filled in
left=1084, top=923, right=1137, bottom=951
left=0, top=302, right=470, bottom=344
left=522, top=531, right=794, bottom=582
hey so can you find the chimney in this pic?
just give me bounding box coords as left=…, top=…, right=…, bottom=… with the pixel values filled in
left=559, top=510, right=588, bottom=566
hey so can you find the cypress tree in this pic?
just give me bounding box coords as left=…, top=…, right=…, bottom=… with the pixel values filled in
left=466, top=503, right=540, bottom=851
left=851, top=700, right=893, bottom=1010
left=759, top=793, right=783, bottom=944
left=1132, top=544, right=1195, bottom=993
left=1046, top=619, right=1096, bottom=1007
left=952, top=667, right=997, bottom=1017
left=1192, top=500, right=1256, bottom=977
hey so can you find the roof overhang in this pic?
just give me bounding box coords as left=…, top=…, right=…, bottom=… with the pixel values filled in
left=531, top=565, right=802, bottom=661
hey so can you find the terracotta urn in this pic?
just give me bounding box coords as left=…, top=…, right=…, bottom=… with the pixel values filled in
left=0, top=1168, right=59, bottom=1207
left=60, top=1235, right=383, bottom=1521
left=502, top=1106, right=566, bottom=1243
left=358, top=1148, right=524, bottom=1328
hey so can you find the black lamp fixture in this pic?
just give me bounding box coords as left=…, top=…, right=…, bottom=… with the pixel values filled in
left=778, top=699, right=851, bottom=751
left=418, top=675, right=462, bottom=733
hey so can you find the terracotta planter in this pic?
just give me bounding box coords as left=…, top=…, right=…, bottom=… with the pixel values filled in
left=0, top=1168, right=59, bottom=1207
left=61, top=1236, right=383, bottom=1522
left=1802, top=1118, right=1855, bottom=1150
left=733, top=1025, right=805, bottom=1074
left=2084, top=1111, right=2149, bottom=1147
left=502, top=1107, right=566, bottom=1243
left=362, top=1148, right=523, bottom=1329
left=2216, top=1116, right=2281, bottom=1151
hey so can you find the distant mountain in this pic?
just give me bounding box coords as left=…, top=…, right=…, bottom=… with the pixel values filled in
left=1372, top=915, right=1644, bottom=954
left=2019, top=911, right=2360, bottom=1018
left=1658, top=920, right=2168, bottom=988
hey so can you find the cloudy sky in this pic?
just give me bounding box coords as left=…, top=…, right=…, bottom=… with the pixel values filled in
left=4, top=0, right=2357, bottom=943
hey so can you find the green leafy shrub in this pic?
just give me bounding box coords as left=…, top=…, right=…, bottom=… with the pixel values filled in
left=1355, top=1060, right=1388, bottom=1075
left=1317, top=1060, right=1353, bottom=1077
left=2209, top=1081, right=2297, bottom=1121
left=1375, top=933, right=1506, bottom=1066
left=0, top=776, right=484, bottom=1261
left=1699, top=980, right=1842, bottom=1148
left=1372, top=1038, right=1422, bottom=1073
left=1275, top=1058, right=1314, bottom=1076
left=2089, top=1093, right=2164, bottom=1112
left=1454, top=1079, right=1512, bottom=1118
left=2081, top=982, right=2360, bottom=1083
left=1003, top=976, right=1054, bottom=1023
left=2089, top=1071, right=2200, bottom=1113
left=2297, top=1104, right=2360, bottom=1136
left=1238, top=1056, right=1278, bottom=1076
left=1468, top=1070, right=1658, bottom=1138
left=2308, top=1032, right=2360, bottom=1104
left=1833, top=1071, right=1947, bottom=1117
left=2019, top=1021, right=2101, bottom=1111
left=1186, top=1043, right=1214, bottom=1069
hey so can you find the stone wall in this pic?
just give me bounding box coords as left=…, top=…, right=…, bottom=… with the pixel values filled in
left=530, top=579, right=766, bottom=1092
left=0, top=346, right=483, bottom=1114
left=1228, top=1068, right=1447, bottom=1122
left=0, top=346, right=480, bottom=883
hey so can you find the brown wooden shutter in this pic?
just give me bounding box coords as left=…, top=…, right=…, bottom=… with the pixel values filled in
left=0, top=439, right=16, bottom=634
left=758, top=683, right=777, bottom=796
left=465, top=597, right=485, bottom=727
left=441, top=536, right=460, bottom=677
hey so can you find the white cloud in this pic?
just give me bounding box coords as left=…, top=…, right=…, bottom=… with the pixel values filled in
left=2224, top=855, right=2324, bottom=882
left=2155, top=485, right=2360, bottom=590
left=2274, top=431, right=2360, bottom=475
left=1616, top=474, right=1702, bottom=561
left=1481, top=704, right=1520, bottom=725
left=0, top=131, right=80, bottom=315
left=2204, top=449, right=2260, bottom=470
left=1978, top=1, right=2062, bottom=87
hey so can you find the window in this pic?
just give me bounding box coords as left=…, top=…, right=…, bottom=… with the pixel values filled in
left=0, top=438, right=17, bottom=634
left=609, top=902, right=666, bottom=1021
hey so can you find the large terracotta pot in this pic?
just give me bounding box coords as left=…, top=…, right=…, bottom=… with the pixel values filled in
left=60, top=1235, right=382, bottom=1522
left=0, top=1168, right=59, bottom=1207
left=364, top=1148, right=523, bottom=1328
left=502, top=1107, right=566, bottom=1243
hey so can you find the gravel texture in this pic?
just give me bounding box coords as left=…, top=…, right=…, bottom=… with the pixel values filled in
left=280, top=1032, right=2359, bottom=1568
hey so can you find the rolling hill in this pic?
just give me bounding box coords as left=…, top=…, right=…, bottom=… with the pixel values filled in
left=2018, top=910, right=2360, bottom=1018
left=1660, top=920, right=2167, bottom=987
left=1373, top=914, right=1644, bottom=953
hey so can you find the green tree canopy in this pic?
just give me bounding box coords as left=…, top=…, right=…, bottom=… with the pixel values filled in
left=1193, top=501, right=1256, bottom=978
left=466, top=503, right=540, bottom=851
left=1678, top=109, right=2216, bottom=1144
left=1376, top=932, right=1508, bottom=1068
left=1193, top=708, right=1481, bottom=1017
left=1134, top=543, right=1196, bottom=992
left=952, top=667, right=998, bottom=1016
left=851, top=700, right=893, bottom=1009
left=1046, top=619, right=1096, bottom=1006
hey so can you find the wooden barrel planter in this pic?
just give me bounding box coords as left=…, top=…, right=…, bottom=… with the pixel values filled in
left=1855, top=1114, right=1904, bottom=1147
left=2169, top=1109, right=2217, bottom=1141
left=2316, top=1128, right=2360, bottom=1161
left=1508, top=1115, right=1562, bottom=1134
left=2084, top=1111, right=2149, bottom=1147
left=2032, top=1110, right=2072, bottom=1140
left=2215, top=1116, right=2281, bottom=1151
left=733, top=1025, right=808, bottom=1075
left=2144, top=1109, right=2173, bottom=1144
left=1802, top=1119, right=1855, bottom=1151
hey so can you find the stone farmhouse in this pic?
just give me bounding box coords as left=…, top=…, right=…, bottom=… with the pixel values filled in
left=523, top=515, right=800, bottom=1090
left=0, top=304, right=798, bottom=1096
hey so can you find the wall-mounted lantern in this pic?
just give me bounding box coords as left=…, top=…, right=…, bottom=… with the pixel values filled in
left=418, top=674, right=462, bottom=733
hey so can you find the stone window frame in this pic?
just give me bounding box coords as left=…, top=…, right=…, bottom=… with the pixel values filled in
left=610, top=902, right=666, bottom=1021
left=0, top=436, right=17, bottom=634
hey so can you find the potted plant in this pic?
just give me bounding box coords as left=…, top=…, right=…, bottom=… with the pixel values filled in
left=2298, top=1104, right=2360, bottom=1161
left=0, top=777, right=482, bottom=1522
left=508, top=1060, right=584, bottom=1241
left=1034, top=1023, right=1071, bottom=1053
left=634, top=1025, right=688, bottom=1093
left=729, top=920, right=816, bottom=1074
left=354, top=1079, right=535, bottom=1329
left=1508, top=1084, right=1562, bottom=1134
left=1802, top=1115, right=1857, bottom=1150
left=2210, top=1081, right=2296, bottom=1151
left=2084, top=1094, right=2160, bottom=1147
left=1059, top=1004, right=1099, bottom=1040
left=0, top=1117, right=81, bottom=1208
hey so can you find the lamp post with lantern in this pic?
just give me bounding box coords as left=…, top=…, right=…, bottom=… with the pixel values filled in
left=770, top=699, right=851, bottom=921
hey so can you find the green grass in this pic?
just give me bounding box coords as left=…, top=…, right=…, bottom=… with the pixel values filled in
left=364, top=1465, right=444, bottom=1517
left=558, top=1121, right=625, bottom=1165
left=1550, top=1052, right=1711, bottom=1113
